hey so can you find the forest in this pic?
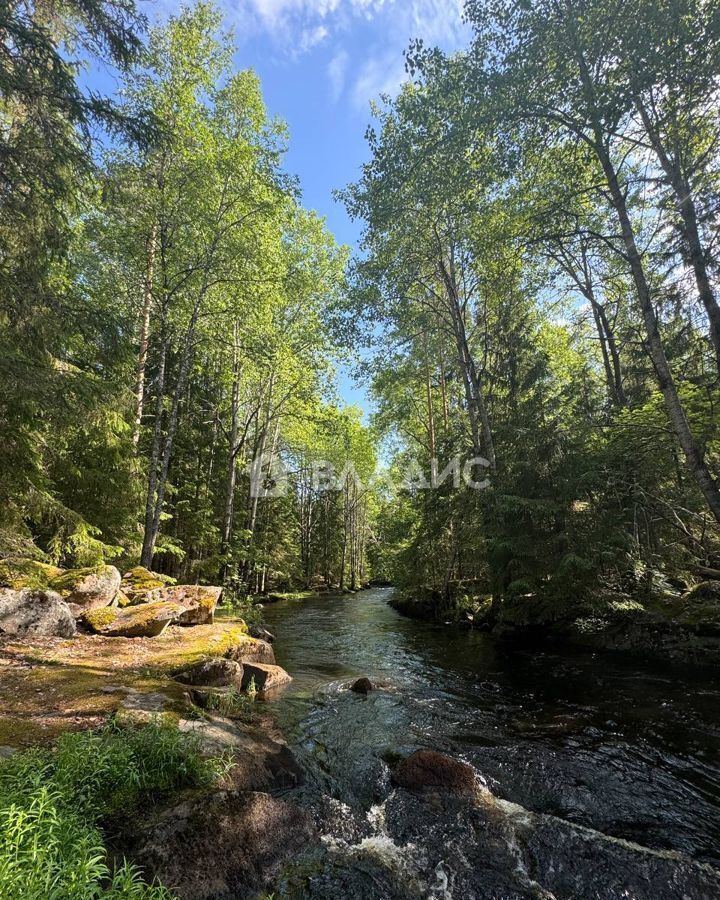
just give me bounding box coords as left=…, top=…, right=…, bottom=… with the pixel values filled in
left=2, top=1, right=720, bottom=897
left=4, top=0, right=720, bottom=627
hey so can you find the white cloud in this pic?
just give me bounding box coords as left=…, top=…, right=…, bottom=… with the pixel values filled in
left=299, top=23, right=329, bottom=51
left=327, top=48, right=349, bottom=101
left=226, top=0, right=468, bottom=107
left=351, top=50, right=406, bottom=109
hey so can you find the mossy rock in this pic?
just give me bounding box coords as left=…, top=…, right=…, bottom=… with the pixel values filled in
left=0, top=557, right=64, bottom=590
left=82, top=601, right=184, bottom=638
left=122, top=566, right=176, bottom=599
left=49, top=565, right=121, bottom=610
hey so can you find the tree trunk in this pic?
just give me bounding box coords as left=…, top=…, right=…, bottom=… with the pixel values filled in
left=221, top=325, right=241, bottom=557
left=634, top=97, right=720, bottom=378
left=569, top=31, right=720, bottom=522
left=132, top=222, right=157, bottom=447
left=593, top=128, right=720, bottom=522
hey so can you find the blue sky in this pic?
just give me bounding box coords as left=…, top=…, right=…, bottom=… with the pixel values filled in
left=140, top=0, right=471, bottom=410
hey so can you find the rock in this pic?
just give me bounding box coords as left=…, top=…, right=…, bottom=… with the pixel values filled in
left=225, top=637, right=275, bottom=665
left=174, top=658, right=244, bottom=688
left=169, top=586, right=222, bottom=626
left=392, top=750, right=477, bottom=797
left=0, top=557, right=64, bottom=590
left=121, top=583, right=222, bottom=626
left=49, top=565, right=121, bottom=613
left=115, top=691, right=173, bottom=727
left=0, top=588, right=76, bottom=638
left=127, top=790, right=315, bottom=900
left=177, top=716, right=304, bottom=791
left=241, top=662, right=292, bottom=693
left=350, top=676, right=375, bottom=694
left=248, top=624, right=275, bottom=643
left=81, top=601, right=184, bottom=637
left=120, top=566, right=176, bottom=603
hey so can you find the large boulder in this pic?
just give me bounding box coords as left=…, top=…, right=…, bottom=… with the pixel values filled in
left=0, top=588, right=76, bottom=638
left=121, top=580, right=221, bottom=626
left=168, top=586, right=222, bottom=626
left=224, top=637, right=275, bottom=665
left=0, top=557, right=64, bottom=590
left=241, top=662, right=292, bottom=693
left=49, top=565, right=121, bottom=614
left=120, top=566, right=176, bottom=603
left=392, top=750, right=477, bottom=797
left=127, top=790, right=315, bottom=900
left=174, top=658, right=244, bottom=688
left=81, top=601, right=184, bottom=638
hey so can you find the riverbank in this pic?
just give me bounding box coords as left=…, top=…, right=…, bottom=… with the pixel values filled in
left=0, top=561, right=309, bottom=898
left=390, top=580, right=720, bottom=666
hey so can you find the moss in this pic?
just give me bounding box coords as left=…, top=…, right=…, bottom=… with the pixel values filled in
left=49, top=565, right=106, bottom=597
left=122, top=566, right=176, bottom=594
left=82, top=607, right=118, bottom=630
left=0, top=619, right=252, bottom=747
left=0, top=558, right=64, bottom=590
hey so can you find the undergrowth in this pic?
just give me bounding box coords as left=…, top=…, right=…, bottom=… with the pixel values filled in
left=0, top=721, right=224, bottom=898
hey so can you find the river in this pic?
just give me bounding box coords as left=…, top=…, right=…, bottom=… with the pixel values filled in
left=259, top=587, right=720, bottom=899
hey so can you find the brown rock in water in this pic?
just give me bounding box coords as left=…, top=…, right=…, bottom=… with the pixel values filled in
left=350, top=676, right=374, bottom=694
left=225, top=637, right=275, bottom=665
left=241, top=662, right=292, bottom=692
left=128, top=790, right=314, bottom=900
left=49, top=565, right=121, bottom=614
left=392, top=750, right=477, bottom=797
left=174, top=658, right=243, bottom=688
left=81, top=601, right=183, bottom=638
left=0, top=588, right=76, bottom=638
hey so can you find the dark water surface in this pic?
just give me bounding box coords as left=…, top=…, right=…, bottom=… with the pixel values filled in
left=260, top=588, right=720, bottom=899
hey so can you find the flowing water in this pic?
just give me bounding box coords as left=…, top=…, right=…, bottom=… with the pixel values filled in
left=260, top=587, right=720, bottom=899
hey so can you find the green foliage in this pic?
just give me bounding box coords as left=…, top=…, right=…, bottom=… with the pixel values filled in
left=0, top=721, right=223, bottom=899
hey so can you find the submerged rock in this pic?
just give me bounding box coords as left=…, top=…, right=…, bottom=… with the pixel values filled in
left=241, top=662, right=292, bottom=692
left=128, top=790, right=315, bottom=900
left=0, top=588, right=76, bottom=638
left=81, top=600, right=183, bottom=637
left=350, top=676, right=375, bottom=694
left=392, top=750, right=477, bottom=797
left=174, top=658, right=244, bottom=688
left=49, top=565, right=121, bottom=613
left=379, top=786, right=720, bottom=900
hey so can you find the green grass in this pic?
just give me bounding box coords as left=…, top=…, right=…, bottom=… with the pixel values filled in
left=0, top=722, right=226, bottom=898
left=202, top=687, right=257, bottom=722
